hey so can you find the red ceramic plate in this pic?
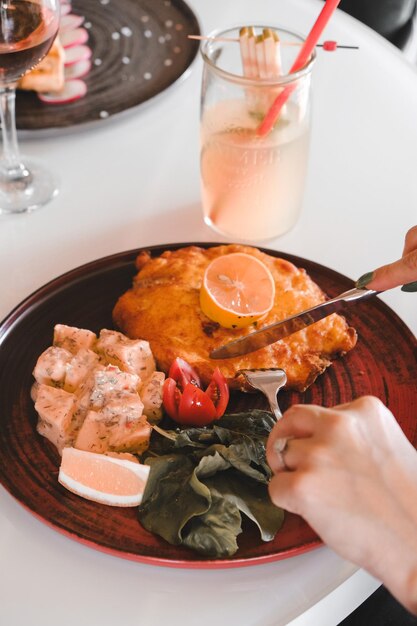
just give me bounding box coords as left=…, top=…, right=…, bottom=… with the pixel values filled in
left=1, top=244, right=416, bottom=568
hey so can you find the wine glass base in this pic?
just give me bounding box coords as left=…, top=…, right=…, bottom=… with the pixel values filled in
left=0, top=158, right=59, bottom=214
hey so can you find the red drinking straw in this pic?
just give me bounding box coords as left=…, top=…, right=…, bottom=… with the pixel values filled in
left=257, top=0, right=342, bottom=136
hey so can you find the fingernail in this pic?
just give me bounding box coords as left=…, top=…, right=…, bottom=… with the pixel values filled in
left=401, top=281, right=417, bottom=292
left=356, top=272, right=374, bottom=289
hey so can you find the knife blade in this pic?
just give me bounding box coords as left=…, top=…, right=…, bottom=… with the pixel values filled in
left=210, top=287, right=378, bottom=359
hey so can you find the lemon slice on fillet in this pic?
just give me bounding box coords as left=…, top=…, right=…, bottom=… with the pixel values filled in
left=200, top=252, right=276, bottom=329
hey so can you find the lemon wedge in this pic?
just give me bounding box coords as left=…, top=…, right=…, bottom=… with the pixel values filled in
left=59, top=448, right=149, bottom=507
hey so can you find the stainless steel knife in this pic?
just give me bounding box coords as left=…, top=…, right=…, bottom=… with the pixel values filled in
left=209, top=287, right=378, bottom=359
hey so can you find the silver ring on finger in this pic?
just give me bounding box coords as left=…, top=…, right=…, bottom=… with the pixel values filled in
left=273, top=437, right=289, bottom=470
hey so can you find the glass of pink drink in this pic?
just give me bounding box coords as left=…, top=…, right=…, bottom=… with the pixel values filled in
left=200, top=26, right=315, bottom=241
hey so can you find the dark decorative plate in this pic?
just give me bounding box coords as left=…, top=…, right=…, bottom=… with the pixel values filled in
left=1, top=244, right=416, bottom=568
left=16, top=0, right=200, bottom=131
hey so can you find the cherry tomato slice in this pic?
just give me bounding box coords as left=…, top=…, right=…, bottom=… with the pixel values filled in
left=162, top=377, right=181, bottom=420
left=163, top=359, right=230, bottom=426
left=177, top=383, right=217, bottom=426
left=205, top=367, right=229, bottom=418
left=168, top=357, right=201, bottom=390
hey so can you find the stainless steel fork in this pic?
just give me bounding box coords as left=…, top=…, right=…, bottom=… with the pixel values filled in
left=238, top=368, right=287, bottom=420
left=238, top=368, right=288, bottom=452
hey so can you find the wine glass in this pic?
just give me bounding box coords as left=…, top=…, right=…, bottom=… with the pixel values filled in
left=0, top=0, right=60, bottom=214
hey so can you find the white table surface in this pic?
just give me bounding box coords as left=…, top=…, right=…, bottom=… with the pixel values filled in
left=1, top=1, right=416, bottom=624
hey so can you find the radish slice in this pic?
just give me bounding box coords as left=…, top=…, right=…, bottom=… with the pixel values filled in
left=38, top=79, right=87, bottom=104
left=64, top=58, right=91, bottom=79
left=60, top=3, right=72, bottom=15
left=60, top=27, right=88, bottom=48
left=64, top=45, right=92, bottom=66
left=59, top=14, right=84, bottom=33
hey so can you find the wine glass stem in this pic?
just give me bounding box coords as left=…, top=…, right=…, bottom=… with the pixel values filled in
left=0, top=86, right=32, bottom=184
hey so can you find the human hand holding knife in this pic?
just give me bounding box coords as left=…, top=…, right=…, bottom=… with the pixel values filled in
left=210, top=286, right=378, bottom=359
left=211, top=226, right=417, bottom=359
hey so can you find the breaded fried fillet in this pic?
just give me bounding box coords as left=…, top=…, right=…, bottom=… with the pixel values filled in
left=113, top=245, right=357, bottom=392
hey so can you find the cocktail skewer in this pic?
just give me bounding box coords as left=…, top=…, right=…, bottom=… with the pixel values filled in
left=188, top=34, right=358, bottom=51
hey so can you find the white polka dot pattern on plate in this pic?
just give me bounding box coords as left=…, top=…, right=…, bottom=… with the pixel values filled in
left=15, top=0, right=201, bottom=130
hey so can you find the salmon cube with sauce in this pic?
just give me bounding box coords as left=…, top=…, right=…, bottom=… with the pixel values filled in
left=75, top=392, right=145, bottom=453
left=89, top=365, right=140, bottom=410
left=139, top=371, right=165, bottom=422
left=35, top=384, right=77, bottom=453
left=75, top=409, right=151, bottom=455
left=73, top=365, right=105, bottom=419
left=33, top=346, right=72, bottom=387
left=64, top=348, right=102, bottom=393
left=73, top=411, right=109, bottom=454
left=96, top=329, right=155, bottom=380
left=53, top=324, right=97, bottom=354
left=107, top=414, right=151, bottom=454
left=100, top=392, right=144, bottom=426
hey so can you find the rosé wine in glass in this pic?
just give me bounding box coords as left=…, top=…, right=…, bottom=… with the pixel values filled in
left=0, top=0, right=60, bottom=214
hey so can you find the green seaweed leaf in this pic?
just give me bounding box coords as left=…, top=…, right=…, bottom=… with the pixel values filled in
left=182, top=491, right=242, bottom=558
left=138, top=454, right=211, bottom=545
left=138, top=409, right=285, bottom=558
left=204, top=471, right=284, bottom=542
left=196, top=440, right=270, bottom=483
